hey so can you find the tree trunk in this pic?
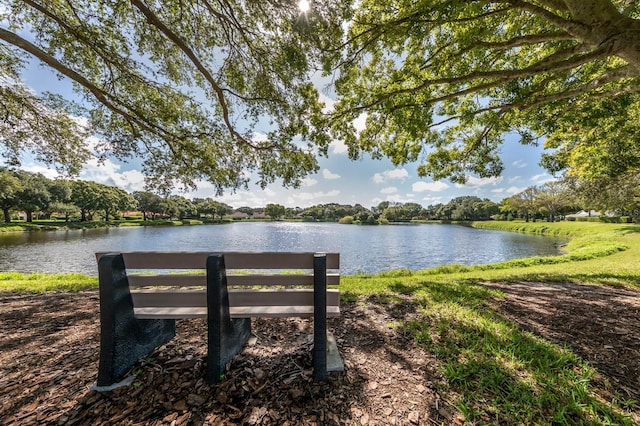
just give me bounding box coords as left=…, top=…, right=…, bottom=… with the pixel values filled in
left=3, top=208, right=10, bottom=223
left=26, top=210, right=33, bottom=223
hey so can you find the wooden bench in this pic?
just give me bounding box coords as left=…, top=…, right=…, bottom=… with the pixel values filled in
left=94, top=251, right=341, bottom=390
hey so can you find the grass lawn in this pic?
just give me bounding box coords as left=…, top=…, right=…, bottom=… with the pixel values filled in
left=1, top=220, right=639, bottom=423
left=339, top=221, right=640, bottom=424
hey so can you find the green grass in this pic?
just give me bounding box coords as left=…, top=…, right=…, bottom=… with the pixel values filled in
left=1, top=220, right=639, bottom=423
left=0, top=272, right=97, bottom=293
left=0, top=218, right=210, bottom=232
left=340, top=221, right=640, bottom=424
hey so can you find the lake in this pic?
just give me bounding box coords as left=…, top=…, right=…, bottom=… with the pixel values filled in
left=0, top=222, right=564, bottom=275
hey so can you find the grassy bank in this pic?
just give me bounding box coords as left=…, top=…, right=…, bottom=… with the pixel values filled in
left=1, top=220, right=638, bottom=423
left=0, top=272, right=97, bottom=293
left=339, top=221, right=640, bottom=424
left=0, top=218, right=211, bottom=232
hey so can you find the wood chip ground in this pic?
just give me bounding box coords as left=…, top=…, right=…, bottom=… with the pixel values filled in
left=1, top=282, right=639, bottom=425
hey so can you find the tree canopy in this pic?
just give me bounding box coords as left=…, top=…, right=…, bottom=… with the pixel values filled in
left=3, top=0, right=640, bottom=191
left=1, top=0, right=348, bottom=192
left=330, top=0, right=640, bottom=183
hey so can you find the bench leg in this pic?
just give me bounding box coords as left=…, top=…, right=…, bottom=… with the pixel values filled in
left=95, top=254, right=176, bottom=389
left=313, top=253, right=328, bottom=382
left=206, top=254, right=252, bottom=384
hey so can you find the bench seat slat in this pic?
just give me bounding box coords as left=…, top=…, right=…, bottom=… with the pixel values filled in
left=230, top=289, right=340, bottom=306
left=128, top=273, right=340, bottom=288
left=227, top=274, right=340, bottom=286
left=128, top=275, right=206, bottom=287
left=134, top=307, right=207, bottom=319
left=97, top=251, right=340, bottom=269
left=131, top=289, right=340, bottom=308
left=131, top=290, right=206, bottom=307
left=133, top=305, right=341, bottom=319
left=230, top=305, right=340, bottom=318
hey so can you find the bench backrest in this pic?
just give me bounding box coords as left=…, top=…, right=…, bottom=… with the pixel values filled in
left=95, top=252, right=340, bottom=318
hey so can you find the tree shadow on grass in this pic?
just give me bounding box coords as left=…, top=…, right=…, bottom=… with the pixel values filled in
left=398, top=279, right=639, bottom=424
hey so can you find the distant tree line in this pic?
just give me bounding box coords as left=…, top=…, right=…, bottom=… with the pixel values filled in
left=500, top=175, right=640, bottom=222
left=2, top=168, right=638, bottom=224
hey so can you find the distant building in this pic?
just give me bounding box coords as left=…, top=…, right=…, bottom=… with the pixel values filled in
left=565, top=210, right=600, bottom=218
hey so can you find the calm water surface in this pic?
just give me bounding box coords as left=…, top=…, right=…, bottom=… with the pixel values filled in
left=0, top=222, right=564, bottom=275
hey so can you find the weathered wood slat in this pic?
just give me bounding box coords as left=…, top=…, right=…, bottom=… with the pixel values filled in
left=134, top=307, right=207, bottom=319
left=131, top=290, right=207, bottom=307
left=128, top=275, right=206, bottom=287
left=96, top=251, right=340, bottom=269
left=228, top=274, right=340, bottom=286
left=230, top=305, right=341, bottom=318
left=133, top=305, right=341, bottom=319
left=223, top=252, right=340, bottom=270
left=131, top=289, right=340, bottom=308
left=128, top=273, right=340, bottom=288
left=229, top=289, right=340, bottom=307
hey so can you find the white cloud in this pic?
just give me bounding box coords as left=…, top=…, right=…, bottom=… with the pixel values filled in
left=287, top=190, right=342, bottom=205
left=512, top=160, right=527, bottom=168
left=421, top=195, right=445, bottom=204
left=455, top=175, right=503, bottom=188
left=509, top=176, right=522, bottom=184
left=530, top=173, right=552, bottom=184
left=322, top=169, right=341, bottom=180
left=412, top=181, right=449, bottom=192
left=79, top=158, right=146, bottom=192
left=218, top=191, right=267, bottom=207
left=318, top=92, right=336, bottom=114
left=380, top=186, right=398, bottom=194
left=506, top=186, right=526, bottom=194
left=491, top=188, right=505, bottom=193
left=372, top=193, right=420, bottom=204
left=301, top=177, right=318, bottom=187
left=353, top=112, right=367, bottom=133
left=20, top=163, right=62, bottom=179
left=372, top=168, right=409, bottom=184
left=251, top=132, right=269, bottom=142
left=330, top=140, right=348, bottom=155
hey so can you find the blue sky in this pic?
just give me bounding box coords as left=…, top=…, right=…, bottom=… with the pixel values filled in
left=12, top=55, right=554, bottom=210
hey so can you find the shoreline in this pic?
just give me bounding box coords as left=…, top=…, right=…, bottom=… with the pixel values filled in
left=1, top=220, right=637, bottom=293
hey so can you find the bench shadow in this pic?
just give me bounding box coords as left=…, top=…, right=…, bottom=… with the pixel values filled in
left=58, top=317, right=368, bottom=425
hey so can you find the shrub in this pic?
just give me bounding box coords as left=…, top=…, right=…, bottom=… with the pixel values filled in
left=338, top=216, right=354, bottom=224
left=599, top=216, right=632, bottom=224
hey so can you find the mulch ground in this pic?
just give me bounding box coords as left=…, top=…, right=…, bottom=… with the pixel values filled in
left=1, top=282, right=639, bottom=425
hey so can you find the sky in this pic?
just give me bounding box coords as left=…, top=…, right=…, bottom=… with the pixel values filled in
left=10, top=43, right=555, bottom=211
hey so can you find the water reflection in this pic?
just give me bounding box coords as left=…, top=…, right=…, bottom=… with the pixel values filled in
left=0, top=222, right=564, bottom=275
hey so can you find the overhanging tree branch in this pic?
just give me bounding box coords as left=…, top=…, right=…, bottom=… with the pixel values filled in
left=130, top=0, right=268, bottom=151
left=0, top=27, right=190, bottom=160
